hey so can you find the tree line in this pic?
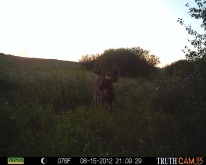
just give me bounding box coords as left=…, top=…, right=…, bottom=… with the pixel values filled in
left=79, top=47, right=160, bottom=78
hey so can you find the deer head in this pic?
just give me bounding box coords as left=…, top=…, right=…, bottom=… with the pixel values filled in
left=93, top=62, right=119, bottom=113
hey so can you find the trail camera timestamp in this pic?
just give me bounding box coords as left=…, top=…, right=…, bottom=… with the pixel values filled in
left=80, top=157, right=142, bottom=164
left=116, top=158, right=142, bottom=164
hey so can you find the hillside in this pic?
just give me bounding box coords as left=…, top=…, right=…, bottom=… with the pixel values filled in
left=0, top=53, right=205, bottom=156
left=0, top=53, right=79, bottom=69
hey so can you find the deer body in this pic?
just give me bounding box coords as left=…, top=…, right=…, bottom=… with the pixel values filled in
left=93, top=63, right=118, bottom=113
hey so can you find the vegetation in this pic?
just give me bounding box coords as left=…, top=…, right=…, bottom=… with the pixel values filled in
left=164, top=60, right=194, bottom=76
left=0, top=53, right=206, bottom=156
left=79, top=47, right=160, bottom=78
left=1, top=0, right=206, bottom=157
left=178, top=0, right=206, bottom=61
left=178, top=0, right=206, bottom=77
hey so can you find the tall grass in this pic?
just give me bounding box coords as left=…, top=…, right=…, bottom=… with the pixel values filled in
left=0, top=54, right=205, bottom=156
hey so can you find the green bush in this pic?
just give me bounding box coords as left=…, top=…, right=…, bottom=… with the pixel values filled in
left=79, top=47, right=160, bottom=78
left=164, top=60, right=194, bottom=76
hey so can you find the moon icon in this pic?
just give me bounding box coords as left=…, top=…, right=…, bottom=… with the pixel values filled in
left=41, top=157, right=47, bottom=164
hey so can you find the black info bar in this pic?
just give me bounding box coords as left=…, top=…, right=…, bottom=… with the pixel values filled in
left=1, top=157, right=206, bottom=165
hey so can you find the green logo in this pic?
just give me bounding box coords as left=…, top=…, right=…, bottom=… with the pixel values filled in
left=8, top=157, right=24, bottom=164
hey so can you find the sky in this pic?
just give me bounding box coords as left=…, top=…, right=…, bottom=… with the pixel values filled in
left=0, top=0, right=201, bottom=67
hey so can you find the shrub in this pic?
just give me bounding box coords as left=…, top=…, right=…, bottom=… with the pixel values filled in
left=79, top=47, right=160, bottom=78
left=164, top=60, right=194, bottom=76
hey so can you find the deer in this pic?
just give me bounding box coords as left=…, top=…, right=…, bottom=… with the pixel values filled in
left=93, top=62, right=119, bottom=113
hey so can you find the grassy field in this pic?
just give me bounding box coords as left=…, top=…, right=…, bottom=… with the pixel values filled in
left=0, top=53, right=205, bottom=156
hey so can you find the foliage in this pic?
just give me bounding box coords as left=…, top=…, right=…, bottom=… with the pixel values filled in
left=153, top=72, right=206, bottom=154
left=176, top=0, right=206, bottom=114
left=177, top=0, right=206, bottom=61
left=164, top=60, right=194, bottom=76
left=79, top=47, right=160, bottom=78
left=79, top=54, right=100, bottom=70
left=0, top=53, right=206, bottom=156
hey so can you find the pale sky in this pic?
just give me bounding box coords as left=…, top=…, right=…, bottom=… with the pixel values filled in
left=0, top=0, right=201, bottom=67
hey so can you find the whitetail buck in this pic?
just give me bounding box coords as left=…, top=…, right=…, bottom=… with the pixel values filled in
left=93, top=62, right=118, bottom=113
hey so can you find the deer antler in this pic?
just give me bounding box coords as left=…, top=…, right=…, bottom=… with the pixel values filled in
left=108, top=63, right=118, bottom=83
left=105, top=63, right=118, bottom=77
